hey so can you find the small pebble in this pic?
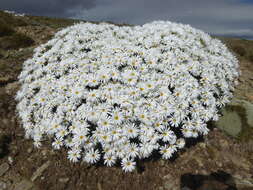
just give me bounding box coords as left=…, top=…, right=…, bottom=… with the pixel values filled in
left=0, top=181, right=7, bottom=190
left=27, top=148, right=33, bottom=154
left=8, top=156, right=14, bottom=164
left=42, top=150, right=47, bottom=156
left=0, top=163, right=9, bottom=177
left=59, top=178, right=70, bottom=183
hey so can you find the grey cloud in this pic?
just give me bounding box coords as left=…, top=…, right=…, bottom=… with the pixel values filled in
left=70, top=0, right=253, bottom=39
left=0, top=0, right=96, bottom=17
left=1, top=0, right=253, bottom=39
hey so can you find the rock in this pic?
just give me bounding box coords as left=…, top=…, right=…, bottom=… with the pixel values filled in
left=41, top=150, right=47, bottom=156
left=49, top=150, right=56, bottom=155
left=231, top=155, right=251, bottom=171
left=199, top=170, right=209, bottom=175
left=181, top=171, right=237, bottom=190
left=214, top=99, right=253, bottom=138
left=216, top=162, right=223, bottom=168
left=233, top=175, right=253, bottom=188
left=192, top=156, right=204, bottom=167
left=199, top=179, right=230, bottom=190
left=27, top=148, right=33, bottom=154
left=218, top=139, right=229, bottom=148
left=238, top=78, right=245, bottom=83
left=8, top=156, right=14, bottom=164
left=59, top=178, right=69, bottom=183
left=14, top=179, right=35, bottom=190
left=206, top=145, right=219, bottom=159
left=159, top=160, right=166, bottom=166
left=215, top=108, right=242, bottom=137
left=163, top=174, right=179, bottom=190
left=181, top=187, right=191, bottom=190
left=164, top=182, right=178, bottom=190
left=11, top=146, right=19, bottom=156
left=0, top=163, right=9, bottom=177
left=0, top=181, right=7, bottom=189
left=31, top=160, right=50, bottom=182
left=198, top=142, right=206, bottom=149
left=97, top=182, right=102, bottom=190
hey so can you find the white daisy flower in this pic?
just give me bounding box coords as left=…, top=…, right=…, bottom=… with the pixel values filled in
left=67, top=148, right=81, bottom=162
left=87, top=74, right=100, bottom=87
left=52, top=137, right=63, bottom=150
left=139, top=143, right=154, bottom=158
left=176, top=138, right=185, bottom=149
left=126, top=143, right=139, bottom=158
left=84, top=148, right=100, bottom=164
left=104, top=154, right=116, bottom=167
left=123, top=123, right=139, bottom=138
left=160, top=144, right=177, bottom=159
left=121, top=158, right=136, bottom=172
left=86, top=90, right=100, bottom=103
left=110, top=108, right=124, bottom=125
left=97, top=117, right=112, bottom=131
left=160, top=129, right=177, bottom=144
left=97, top=67, right=110, bottom=83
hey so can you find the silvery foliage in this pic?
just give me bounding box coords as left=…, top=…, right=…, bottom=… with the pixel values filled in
left=15, top=21, right=239, bottom=172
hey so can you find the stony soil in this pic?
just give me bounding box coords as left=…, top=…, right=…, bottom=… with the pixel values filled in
left=0, top=10, right=253, bottom=190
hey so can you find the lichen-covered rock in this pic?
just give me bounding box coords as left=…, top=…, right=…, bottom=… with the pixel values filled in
left=215, top=98, right=253, bottom=140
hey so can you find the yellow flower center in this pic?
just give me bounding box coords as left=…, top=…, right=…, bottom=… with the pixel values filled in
left=79, top=135, right=84, bottom=140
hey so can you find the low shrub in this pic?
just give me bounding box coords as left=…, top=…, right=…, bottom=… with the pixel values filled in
left=0, top=33, right=34, bottom=50
left=0, top=22, right=15, bottom=37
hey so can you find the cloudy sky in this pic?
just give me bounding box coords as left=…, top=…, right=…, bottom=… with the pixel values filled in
left=1, top=0, right=253, bottom=39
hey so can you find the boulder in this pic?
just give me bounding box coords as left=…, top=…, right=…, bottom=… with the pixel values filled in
left=214, top=99, right=253, bottom=140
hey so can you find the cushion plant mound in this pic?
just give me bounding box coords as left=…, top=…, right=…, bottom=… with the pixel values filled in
left=15, top=21, right=240, bottom=172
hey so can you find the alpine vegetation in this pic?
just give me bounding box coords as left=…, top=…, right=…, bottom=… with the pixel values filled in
left=15, top=21, right=240, bottom=172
